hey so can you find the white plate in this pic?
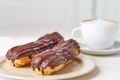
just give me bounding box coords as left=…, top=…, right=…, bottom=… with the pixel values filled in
left=80, top=41, right=120, bottom=55
left=0, top=55, right=95, bottom=80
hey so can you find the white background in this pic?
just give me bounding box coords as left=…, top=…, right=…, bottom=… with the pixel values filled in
left=0, top=0, right=92, bottom=37
left=0, top=0, right=119, bottom=37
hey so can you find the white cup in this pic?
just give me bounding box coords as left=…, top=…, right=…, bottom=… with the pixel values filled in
left=71, top=19, right=118, bottom=49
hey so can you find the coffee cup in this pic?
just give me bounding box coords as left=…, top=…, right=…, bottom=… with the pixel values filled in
left=71, top=19, right=118, bottom=49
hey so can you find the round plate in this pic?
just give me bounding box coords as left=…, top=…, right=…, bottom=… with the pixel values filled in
left=0, top=55, right=95, bottom=80
left=80, top=41, right=120, bottom=55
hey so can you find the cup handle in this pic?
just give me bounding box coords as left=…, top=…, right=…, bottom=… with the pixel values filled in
left=71, top=27, right=85, bottom=43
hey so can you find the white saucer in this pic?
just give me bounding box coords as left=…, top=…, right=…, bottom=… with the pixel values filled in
left=80, top=40, right=120, bottom=55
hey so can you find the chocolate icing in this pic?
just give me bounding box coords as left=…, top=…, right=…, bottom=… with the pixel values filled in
left=31, top=39, right=80, bottom=72
left=6, top=32, right=64, bottom=62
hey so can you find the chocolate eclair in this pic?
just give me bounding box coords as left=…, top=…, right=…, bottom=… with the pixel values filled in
left=31, top=39, right=80, bottom=75
left=6, top=32, right=64, bottom=67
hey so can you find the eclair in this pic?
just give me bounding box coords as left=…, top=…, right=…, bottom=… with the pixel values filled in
left=6, top=32, right=64, bottom=67
left=31, top=39, right=80, bottom=75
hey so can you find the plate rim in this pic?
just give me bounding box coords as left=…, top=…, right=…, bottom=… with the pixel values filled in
left=0, top=55, right=95, bottom=80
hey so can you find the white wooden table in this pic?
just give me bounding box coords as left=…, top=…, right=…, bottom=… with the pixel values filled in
left=0, top=37, right=120, bottom=80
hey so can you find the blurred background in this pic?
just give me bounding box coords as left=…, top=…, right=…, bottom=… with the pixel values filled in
left=0, top=0, right=120, bottom=38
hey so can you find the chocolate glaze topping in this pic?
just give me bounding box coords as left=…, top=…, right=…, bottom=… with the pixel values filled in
left=31, top=39, right=80, bottom=72
left=6, top=32, right=64, bottom=62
